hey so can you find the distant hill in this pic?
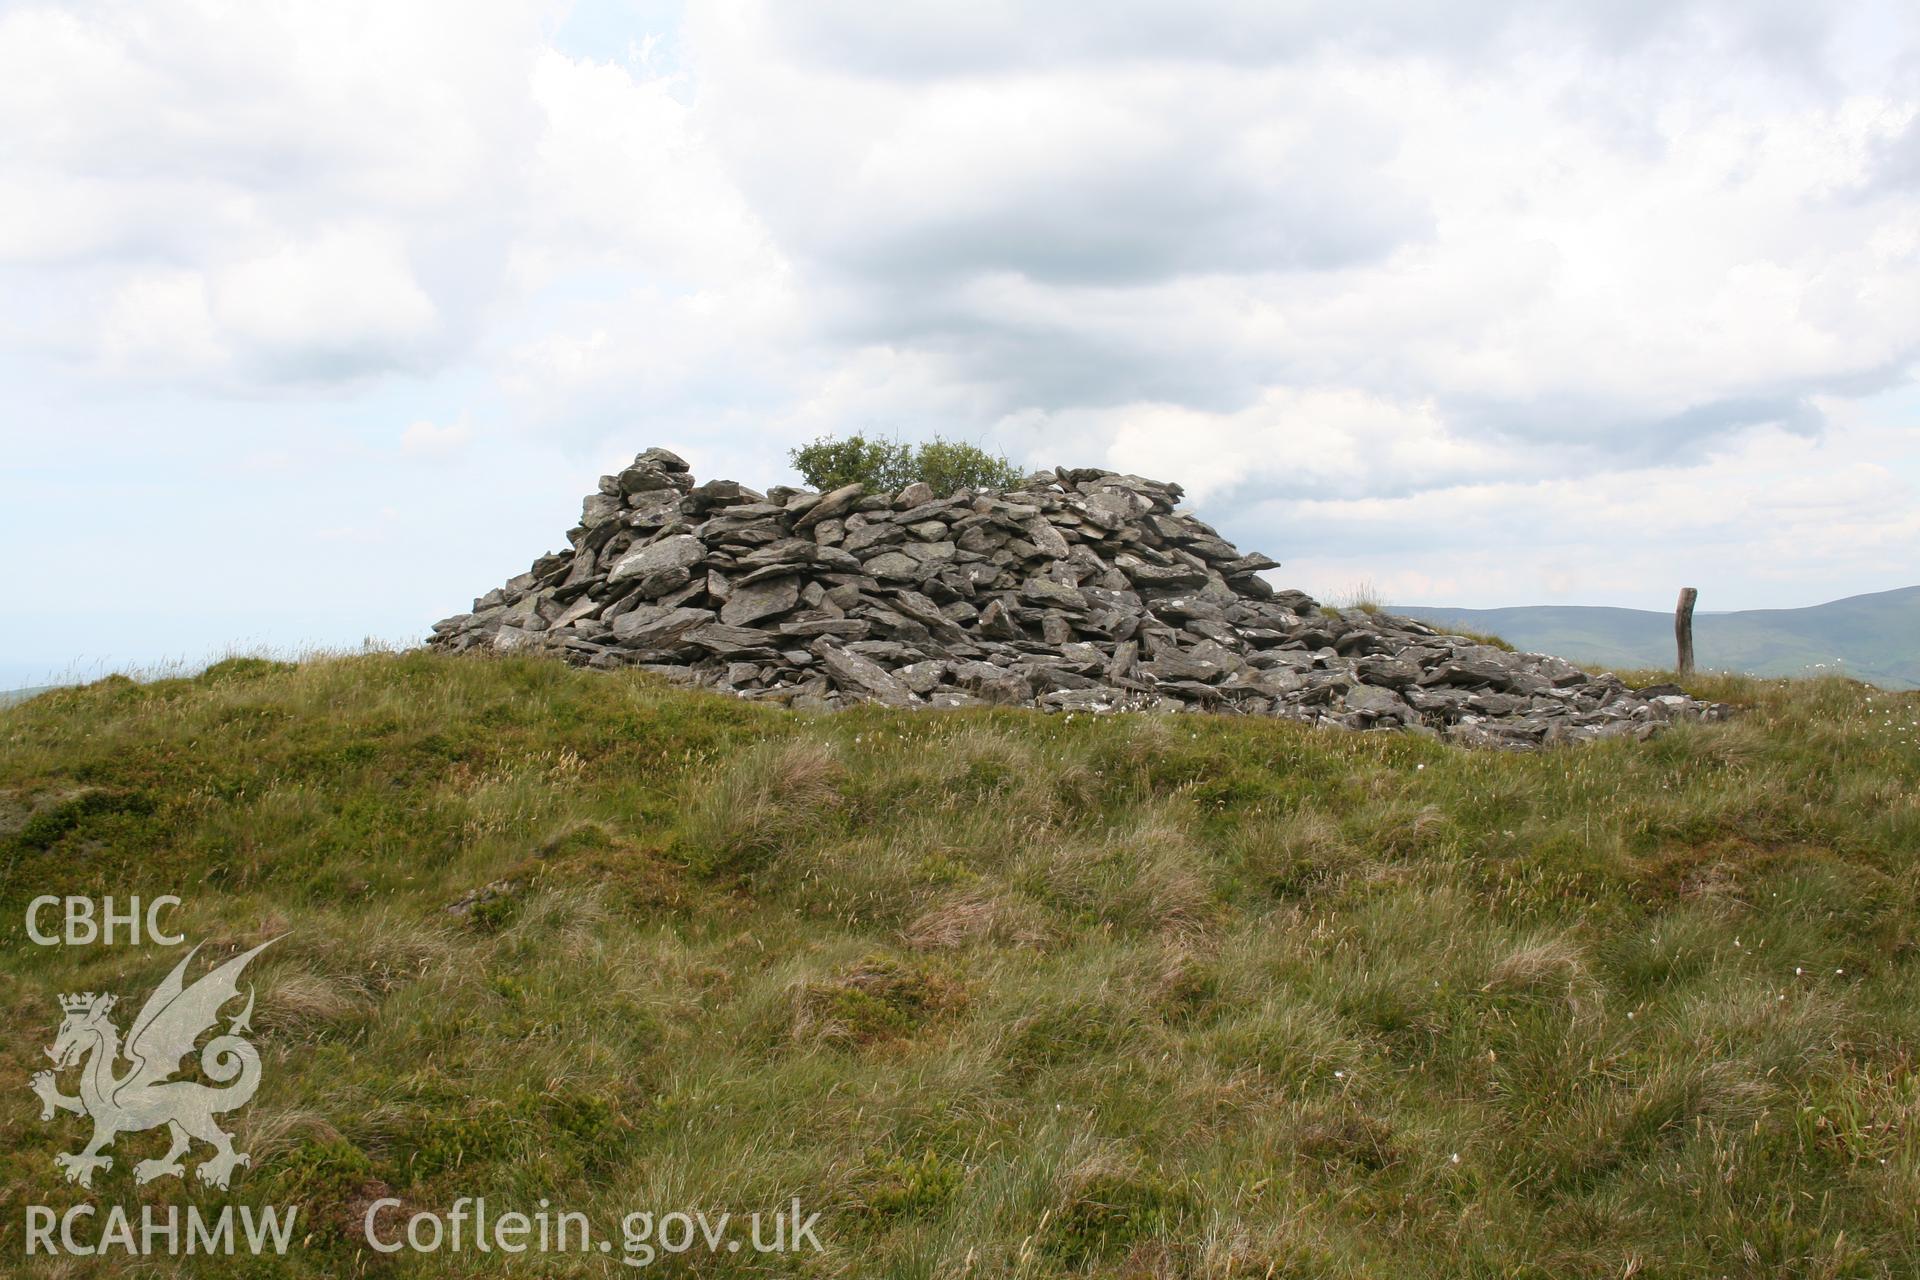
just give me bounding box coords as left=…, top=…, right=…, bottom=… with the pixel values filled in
left=1395, top=585, right=1920, bottom=688
left=0, top=685, right=56, bottom=708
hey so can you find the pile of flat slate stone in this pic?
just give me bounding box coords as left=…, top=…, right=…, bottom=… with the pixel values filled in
left=429, top=448, right=1729, bottom=748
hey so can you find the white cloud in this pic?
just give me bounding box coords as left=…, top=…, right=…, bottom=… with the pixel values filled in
left=399, top=418, right=472, bottom=457
left=0, top=0, right=544, bottom=379
left=1015, top=390, right=1520, bottom=507
left=744, top=0, right=1866, bottom=80
left=519, top=48, right=778, bottom=286
left=680, top=6, right=1920, bottom=457
left=211, top=226, right=441, bottom=381
left=99, top=268, right=223, bottom=374
left=14, top=0, right=1911, bottom=446
left=1263, top=408, right=1920, bottom=609
left=92, top=226, right=443, bottom=383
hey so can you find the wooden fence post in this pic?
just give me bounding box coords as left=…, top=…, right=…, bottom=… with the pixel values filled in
left=1675, top=587, right=1697, bottom=677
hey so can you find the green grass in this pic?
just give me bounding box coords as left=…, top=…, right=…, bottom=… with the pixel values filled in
left=3, top=652, right=1918, bottom=1276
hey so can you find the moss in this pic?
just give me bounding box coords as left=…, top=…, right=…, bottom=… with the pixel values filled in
left=799, top=954, right=966, bottom=1045
left=11, top=787, right=155, bottom=851
left=1041, top=1167, right=1196, bottom=1267
left=862, top=1149, right=965, bottom=1221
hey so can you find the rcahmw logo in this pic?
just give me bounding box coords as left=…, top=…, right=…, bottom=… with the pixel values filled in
left=23, top=934, right=301, bottom=1260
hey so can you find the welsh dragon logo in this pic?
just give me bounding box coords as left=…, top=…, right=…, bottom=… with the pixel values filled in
left=30, top=938, right=278, bottom=1190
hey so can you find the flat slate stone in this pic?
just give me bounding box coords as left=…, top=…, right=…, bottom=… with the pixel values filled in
left=608, top=534, right=706, bottom=586
left=720, top=573, right=801, bottom=626
left=794, top=482, right=865, bottom=530
left=610, top=605, right=714, bottom=647
left=812, top=639, right=912, bottom=706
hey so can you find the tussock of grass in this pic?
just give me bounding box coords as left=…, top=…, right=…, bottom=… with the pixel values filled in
left=3, top=652, right=1919, bottom=1276
left=1443, top=626, right=1518, bottom=652
left=902, top=888, right=1054, bottom=952
left=679, top=737, right=847, bottom=878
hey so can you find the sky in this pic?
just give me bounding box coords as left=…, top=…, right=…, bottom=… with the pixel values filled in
left=2, top=0, right=1918, bottom=688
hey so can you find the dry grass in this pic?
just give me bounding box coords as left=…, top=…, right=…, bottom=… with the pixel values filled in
left=902, top=889, right=1054, bottom=951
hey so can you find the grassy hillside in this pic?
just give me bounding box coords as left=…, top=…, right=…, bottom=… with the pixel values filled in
left=3, top=652, right=1918, bottom=1277
left=1395, top=586, right=1920, bottom=689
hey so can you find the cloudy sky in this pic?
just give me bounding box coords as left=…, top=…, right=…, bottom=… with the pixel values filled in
left=3, top=0, right=1917, bottom=686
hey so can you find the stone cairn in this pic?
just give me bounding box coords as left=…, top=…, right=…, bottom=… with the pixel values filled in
left=429, top=448, right=1729, bottom=748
